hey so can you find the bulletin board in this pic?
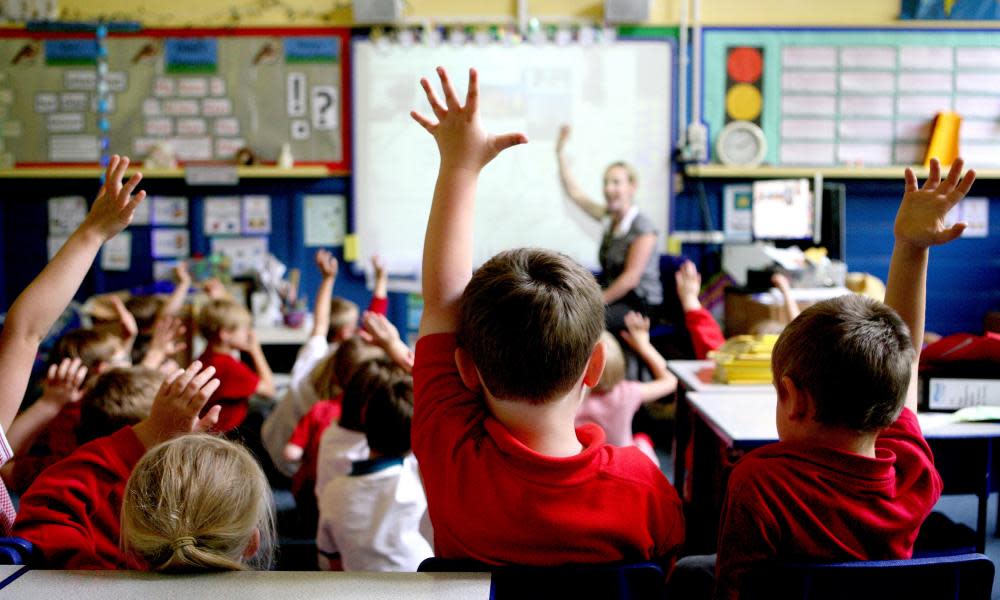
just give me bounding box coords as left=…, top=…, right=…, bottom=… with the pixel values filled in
left=0, top=27, right=349, bottom=169
left=351, top=39, right=674, bottom=279
left=703, top=28, right=1000, bottom=167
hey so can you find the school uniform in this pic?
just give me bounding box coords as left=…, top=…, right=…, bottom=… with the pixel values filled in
left=715, top=408, right=943, bottom=599
left=684, top=307, right=726, bottom=360
left=197, top=349, right=259, bottom=432
left=0, top=424, right=16, bottom=535
left=13, top=426, right=146, bottom=569
left=288, top=396, right=342, bottom=498
left=315, top=422, right=369, bottom=499
left=10, top=401, right=81, bottom=494
left=412, top=333, right=685, bottom=565
left=316, top=454, right=432, bottom=572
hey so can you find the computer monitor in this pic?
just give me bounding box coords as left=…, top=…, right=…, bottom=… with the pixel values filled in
left=751, top=179, right=814, bottom=241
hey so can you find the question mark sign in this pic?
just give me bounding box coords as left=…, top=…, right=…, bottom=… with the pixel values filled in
left=317, top=91, right=332, bottom=126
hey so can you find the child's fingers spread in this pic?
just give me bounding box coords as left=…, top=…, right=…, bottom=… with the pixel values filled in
left=938, top=158, right=964, bottom=194
left=921, top=158, right=940, bottom=191
left=437, top=66, right=461, bottom=109
left=956, top=168, right=977, bottom=197
left=492, top=132, right=529, bottom=153
left=419, top=78, right=446, bottom=117
left=186, top=366, right=217, bottom=398
left=102, top=155, right=119, bottom=187
left=903, top=167, right=918, bottom=193
left=194, top=403, right=222, bottom=433
left=939, top=222, right=966, bottom=244
left=465, top=68, right=479, bottom=113
left=121, top=171, right=143, bottom=200
left=111, top=156, right=129, bottom=190
left=125, top=190, right=146, bottom=216
left=410, top=110, right=436, bottom=132
left=190, top=379, right=221, bottom=414
left=74, top=365, right=88, bottom=387
left=47, top=363, right=58, bottom=381
left=56, top=358, right=71, bottom=380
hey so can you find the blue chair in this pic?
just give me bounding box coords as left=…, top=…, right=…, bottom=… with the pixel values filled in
left=741, top=553, right=995, bottom=600
left=418, top=557, right=667, bottom=600
left=0, top=537, right=35, bottom=565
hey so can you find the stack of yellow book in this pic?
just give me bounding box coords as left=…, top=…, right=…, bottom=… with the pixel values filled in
left=710, top=334, right=779, bottom=385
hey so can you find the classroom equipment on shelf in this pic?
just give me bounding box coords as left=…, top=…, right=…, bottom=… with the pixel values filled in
left=924, top=111, right=962, bottom=167
left=703, top=28, right=1000, bottom=168
left=351, top=38, right=673, bottom=281
left=0, top=27, right=349, bottom=169
left=751, top=178, right=813, bottom=241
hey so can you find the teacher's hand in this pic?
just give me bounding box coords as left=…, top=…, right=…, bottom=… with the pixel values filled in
left=556, top=124, right=571, bottom=154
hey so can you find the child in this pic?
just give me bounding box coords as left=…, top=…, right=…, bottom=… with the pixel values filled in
left=674, top=260, right=726, bottom=359
left=409, top=67, right=683, bottom=565
left=75, top=366, right=164, bottom=444
left=315, top=311, right=413, bottom=497
left=576, top=311, right=678, bottom=465
left=284, top=337, right=384, bottom=516
left=196, top=298, right=275, bottom=432
left=14, top=361, right=223, bottom=568
left=121, top=433, right=275, bottom=572
left=712, top=158, right=972, bottom=598
left=261, top=251, right=389, bottom=476
left=316, top=357, right=431, bottom=571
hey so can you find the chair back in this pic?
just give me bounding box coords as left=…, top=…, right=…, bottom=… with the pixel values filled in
left=742, top=553, right=995, bottom=600
left=0, top=537, right=35, bottom=566
left=418, top=557, right=666, bottom=600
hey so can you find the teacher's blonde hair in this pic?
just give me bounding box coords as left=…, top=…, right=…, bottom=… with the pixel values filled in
left=604, top=161, right=639, bottom=186
left=121, top=434, right=275, bottom=572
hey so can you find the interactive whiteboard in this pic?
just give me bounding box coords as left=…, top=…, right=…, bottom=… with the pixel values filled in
left=352, top=39, right=673, bottom=284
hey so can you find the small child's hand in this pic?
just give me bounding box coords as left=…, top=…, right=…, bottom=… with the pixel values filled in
left=620, top=311, right=652, bottom=349
left=315, top=249, right=338, bottom=279
left=82, top=155, right=146, bottom=242
left=771, top=272, right=791, bottom=292
left=674, top=260, right=702, bottom=312
left=411, top=67, right=527, bottom=173
left=372, top=255, right=386, bottom=281
left=897, top=157, right=976, bottom=249
left=148, top=315, right=187, bottom=357
left=359, top=311, right=401, bottom=348
left=40, top=358, right=88, bottom=408
left=173, top=261, right=191, bottom=286
left=556, top=124, right=571, bottom=154
left=202, top=278, right=228, bottom=300
left=134, top=361, right=221, bottom=448
left=108, top=295, right=139, bottom=341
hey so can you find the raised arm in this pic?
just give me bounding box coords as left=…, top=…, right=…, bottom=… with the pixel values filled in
left=771, top=272, right=800, bottom=322
left=675, top=260, right=725, bottom=358
left=411, top=67, right=527, bottom=336
left=160, top=261, right=191, bottom=318
left=310, top=250, right=338, bottom=339
left=885, top=158, right=975, bottom=413
left=0, top=155, right=144, bottom=430
left=5, top=358, right=87, bottom=455
left=556, top=125, right=606, bottom=221
left=601, top=232, right=657, bottom=305
left=360, top=311, right=413, bottom=373
left=620, top=312, right=678, bottom=402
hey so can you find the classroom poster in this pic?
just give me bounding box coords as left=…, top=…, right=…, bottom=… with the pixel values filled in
left=303, top=194, right=345, bottom=247
left=242, top=195, right=272, bottom=234
left=723, top=184, right=753, bottom=242
left=151, top=196, right=189, bottom=225
left=151, top=228, right=190, bottom=258
left=47, top=195, right=88, bottom=235
left=100, top=231, right=132, bottom=271
left=203, top=196, right=241, bottom=235
left=210, top=236, right=268, bottom=277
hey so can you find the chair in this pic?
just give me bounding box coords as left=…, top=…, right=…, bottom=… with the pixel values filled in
left=741, top=553, right=995, bottom=600
left=418, top=557, right=667, bottom=600
left=0, top=537, right=35, bottom=565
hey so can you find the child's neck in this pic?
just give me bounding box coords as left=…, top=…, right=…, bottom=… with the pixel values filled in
left=785, top=423, right=878, bottom=458
left=209, top=341, right=236, bottom=355
left=487, top=392, right=583, bottom=457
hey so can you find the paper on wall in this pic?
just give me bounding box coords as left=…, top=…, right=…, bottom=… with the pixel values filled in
left=48, top=195, right=88, bottom=235
left=130, top=198, right=152, bottom=225
left=151, top=228, right=190, bottom=258
left=211, top=236, right=269, bottom=277
left=204, top=196, right=242, bottom=235
left=152, top=196, right=189, bottom=225
left=47, top=236, right=69, bottom=260
left=945, top=197, right=989, bottom=238
left=303, top=194, right=346, bottom=247
left=723, top=184, right=753, bottom=242
left=242, top=195, right=271, bottom=234
left=101, top=231, right=132, bottom=271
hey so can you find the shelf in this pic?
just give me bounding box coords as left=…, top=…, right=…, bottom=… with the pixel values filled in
left=685, top=164, right=1000, bottom=180
left=0, top=165, right=344, bottom=179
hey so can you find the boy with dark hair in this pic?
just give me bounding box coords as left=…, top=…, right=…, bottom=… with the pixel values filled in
left=76, top=367, right=164, bottom=445
left=409, top=67, right=683, bottom=565
left=713, top=158, right=974, bottom=599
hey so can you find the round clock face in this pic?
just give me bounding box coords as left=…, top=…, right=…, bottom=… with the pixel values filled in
left=717, top=121, right=767, bottom=166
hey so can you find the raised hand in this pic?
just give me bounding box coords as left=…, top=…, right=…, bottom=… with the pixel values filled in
left=141, top=314, right=187, bottom=369
left=40, top=358, right=88, bottom=408
left=620, top=311, right=652, bottom=350
left=173, top=261, right=191, bottom=286
left=202, top=277, right=229, bottom=300
left=108, top=294, right=139, bottom=341
left=316, top=249, right=338, bottom=279
left=410, top=67, right=527, bottom=172
left=898, top=158, right=976, bottom=249
left=132, top=361, right=221, bottom=448
left=359, top=311, right=401, bottom=348
left=83, top=155, right=146, bottom=242
left=674, top=260, right=703, bottom=312
left=556, top=124, right=571, bottom=154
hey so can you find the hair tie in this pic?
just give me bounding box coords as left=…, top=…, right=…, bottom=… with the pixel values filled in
left=170, top=536, right=197, bottom=551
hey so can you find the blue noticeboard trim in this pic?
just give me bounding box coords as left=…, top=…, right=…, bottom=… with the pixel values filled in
left=284, top=37, right=340, bottom=63
left=44, top=39, right=98, bottom=65
left=165, top=38, right=218, bottom=72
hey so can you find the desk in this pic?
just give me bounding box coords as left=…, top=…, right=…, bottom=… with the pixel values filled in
left=666, top=360, right=772, bottom=395
left=687, top=391, right=1000, bottom=554
left=0, top=570, right=492, bottom=599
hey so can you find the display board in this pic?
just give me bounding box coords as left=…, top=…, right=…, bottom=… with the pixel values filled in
left=352, top=39, right=673, bottom=279
left=0, top=28, right=349, bottom=168
left=704, top=28, right=1000, bottom=167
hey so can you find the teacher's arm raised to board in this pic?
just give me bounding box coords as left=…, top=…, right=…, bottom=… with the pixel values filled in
left=600, top=232, right=657, bottom=305
left=555, top=124, right=606, bottom=221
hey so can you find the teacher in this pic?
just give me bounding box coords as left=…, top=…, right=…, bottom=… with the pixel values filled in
left=556, top=125, right=662, bottom=330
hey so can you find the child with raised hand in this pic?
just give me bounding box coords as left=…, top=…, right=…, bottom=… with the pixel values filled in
left=0, top=155, right=144, bottom=534
left=577, top=311, right=678, bottom=465
left=709, top=158, right=973, bottom=599
left=14, top=360, right=221, bottom=568
left=675, top=260, right=726, bottom=359
left=410, top=67, right=683, bottom=566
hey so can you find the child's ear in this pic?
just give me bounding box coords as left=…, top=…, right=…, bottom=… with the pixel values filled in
left=454, top=347, right=482, bottom=392
left=583, top=339, right=607, bottom=388
left=779, top=375, right=812, bottom=421
left=243, top=527, right=261, bottom=560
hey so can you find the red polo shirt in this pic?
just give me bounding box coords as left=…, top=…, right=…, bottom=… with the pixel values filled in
left=197, top=349, right=260, bottom=432
left=412, top=333, right=684, bottom=566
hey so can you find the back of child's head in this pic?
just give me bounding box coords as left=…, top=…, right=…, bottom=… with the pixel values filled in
left=457, top=248, right=604, bottom=403
left=77, top=367, right=163, bottom=444
left=772, top=294, right=915, bottom=432
left=328, top=297, right=360, bottom=342
left=52, top=327, right=123, bottom=371
left=121, top=434, right=275, bottom=572
left=309, top=337, right=385, bottom=401
left=197, top=298, right=251, bottom=342
left=342, top=357, right=412, bottom=454
left=125, top=294, right=165, bottom=332
left=594, top=331, right=625, bottom=394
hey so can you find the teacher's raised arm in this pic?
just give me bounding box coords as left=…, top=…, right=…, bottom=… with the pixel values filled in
left=555, top=124, right=662, bottom=330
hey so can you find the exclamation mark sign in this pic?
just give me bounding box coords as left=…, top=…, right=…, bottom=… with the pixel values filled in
left=288, top=72, right=306, bottom=117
